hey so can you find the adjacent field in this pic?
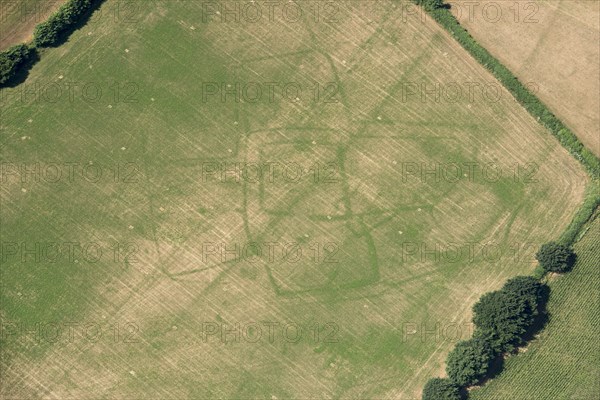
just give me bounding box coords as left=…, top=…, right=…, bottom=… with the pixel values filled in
left=472, top=212, right=600, bottom=400
left=451, top=0, right=600, bottom=156
left=0, top=0, right=64, bottom=50
left=0, top=1, right=589, bottom=398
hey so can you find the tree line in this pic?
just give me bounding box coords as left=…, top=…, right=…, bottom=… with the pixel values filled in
left=423, top=243, right=576, bottom=400
left=407, top=2, right=598, bottom=397
left=0, top=0, right=103, bottom=88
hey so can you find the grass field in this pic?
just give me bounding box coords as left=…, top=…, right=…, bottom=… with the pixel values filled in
left=0, top=0, right=64, bottom=50
left=0, top=1, right=590, bottom=398
left=471, top=212, right=600, bottom=400
left=451, top=0, right=600, bottom=157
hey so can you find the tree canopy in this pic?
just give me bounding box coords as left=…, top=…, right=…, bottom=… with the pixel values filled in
left=422, top=377, right=461, bottom=400
left=536, top=242, right=575, bottom=273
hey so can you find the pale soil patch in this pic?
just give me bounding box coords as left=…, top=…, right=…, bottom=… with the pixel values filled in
left=451, top=0, right=600, bottom=156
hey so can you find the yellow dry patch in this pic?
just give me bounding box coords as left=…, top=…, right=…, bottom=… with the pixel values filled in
left=452, top=0, right=600, bottom=156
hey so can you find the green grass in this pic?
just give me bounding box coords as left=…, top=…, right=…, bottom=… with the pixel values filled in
left=0, top=1, right=589, bottom=398
left=471, top=213, right=600, bottom=400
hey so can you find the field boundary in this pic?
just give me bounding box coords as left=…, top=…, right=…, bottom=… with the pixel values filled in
left=471, top=210, right=600, bottom=399
left=0, top=0, right=104, bottom=89
left=1, top=2, right=597, bottom=398
left=412, top=0, right=600, bottom=179
left=412, top=0, right=600, bottom=398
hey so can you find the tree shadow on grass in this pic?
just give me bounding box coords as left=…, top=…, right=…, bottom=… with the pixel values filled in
left=522, top=284, right=551, bottom=343
left=565, top=251, right=578, bottom=273
left=0, top=0, right=107, bottom=89
left=44, top=0, right=107, bottom=49
left=473, top=284, right=551, bottom=394
left=1, top=49, right=40, bottom=89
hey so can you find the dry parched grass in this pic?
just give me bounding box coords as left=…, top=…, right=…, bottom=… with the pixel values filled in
left=452, top=0, right=600, bottom=157
left=0, top=1, right=589, bottom=399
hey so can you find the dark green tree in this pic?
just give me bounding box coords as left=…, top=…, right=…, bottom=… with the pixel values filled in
left=414, top=0, right=445, bottom=12
left=33, top=0, right=96, bottom=47
left=422, top=378, right=461, bottom=400
left=0, top=44, right=32, bottom=86
left=472, top=289, right=532, bottom=353
left=446, top=337, right=493, bottom=386
left=536, top=242, right=575, bottom=273
left=502, top=275, right=543, bottom=311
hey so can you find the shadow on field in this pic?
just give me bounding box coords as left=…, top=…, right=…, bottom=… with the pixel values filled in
left=1, top=49, right=40, bottom=88
left=0, top=0, right=107, bottom=89
left=481, top=356, right=506, bottom=383
left=44, top=0, right=107, bottom=49
left=522, top=284, right=551, bottom=343
left=474, top=285, right=551, bottom=390
left=565, top=252, right=578, bottom=273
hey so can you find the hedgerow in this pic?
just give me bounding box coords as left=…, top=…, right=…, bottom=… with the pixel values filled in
left=0, top=0, right=104, bottom=88
left=559, top=184, right=600, bottom=246
left=423, top=276, right=546, bottom=398
left=409, top=1, right=600, bottom=178
left=33, top=0, right=99, bottom=48
left=446, top=338, right=494, bottom=387
left=472, top=277, right=544, bottom=354
left=414, top=1, right=598, bottom=397
left=422, top=377, right=462, bottom=400
left=536, top=242, right=576, bottom=273
left=0, top=44, right=34, bottom=87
